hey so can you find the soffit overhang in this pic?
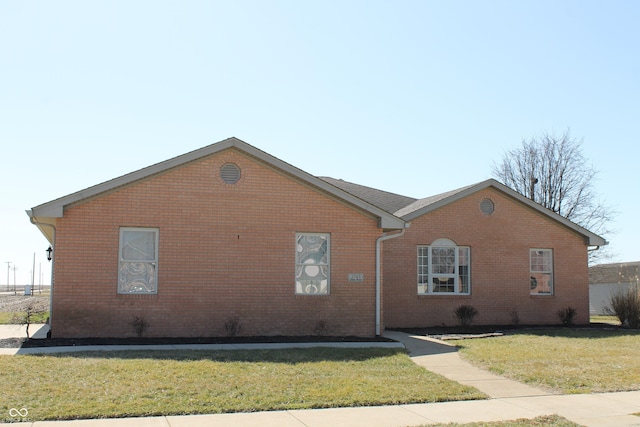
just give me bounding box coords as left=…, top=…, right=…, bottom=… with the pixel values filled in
left=27, top=138, right=406, bottom=237
left=395, top=179, right=607, bottom=247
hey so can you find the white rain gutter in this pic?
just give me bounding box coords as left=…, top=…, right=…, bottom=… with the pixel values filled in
left=375, top=227, right=407, bottom=336
left=28, top=215, right=55, bottom=337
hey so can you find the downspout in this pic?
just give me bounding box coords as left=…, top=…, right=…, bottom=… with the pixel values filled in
left=375, top=227, right=407, bottom=336
left=28, top=216, right=56, bottom=337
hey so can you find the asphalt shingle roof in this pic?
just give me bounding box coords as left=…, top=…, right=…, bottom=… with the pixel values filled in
left=393, top=184, right=477, bottom=218
left=319, top=177, right=417, bottom=214
left=321, top=176, right=606, bottom=247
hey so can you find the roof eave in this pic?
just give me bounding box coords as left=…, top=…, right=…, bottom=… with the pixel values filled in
left=28, top=137, right=407, bottom=231
left=26, top=210, right=56, bottom=244
left=239, top=143, right=406, bottom=230
left=399, top=179, right=607, bottom=246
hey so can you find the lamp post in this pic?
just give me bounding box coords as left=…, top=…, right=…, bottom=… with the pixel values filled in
left=46, top=246, right=53, bottom=262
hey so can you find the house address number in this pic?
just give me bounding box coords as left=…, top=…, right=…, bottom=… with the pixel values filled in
left=348, top=273, right=364, bottom=282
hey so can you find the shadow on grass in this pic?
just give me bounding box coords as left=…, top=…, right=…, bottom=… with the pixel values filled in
left=505, top=327, right=640, bottom=340
left=395, top=324, right=640, bottom=340
left=25, top=346, right=408, bottom=363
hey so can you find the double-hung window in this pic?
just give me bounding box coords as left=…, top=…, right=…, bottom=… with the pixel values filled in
left=295, top=233, right=330, bottom=295
left=530, top=249, right=553, bottom=295
left=418, top=239, right=470, bottom=295
left=118, top=227, right=159, bottom=294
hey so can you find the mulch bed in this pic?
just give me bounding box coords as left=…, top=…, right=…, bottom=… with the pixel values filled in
left=0, top=334, right=395, bottom=349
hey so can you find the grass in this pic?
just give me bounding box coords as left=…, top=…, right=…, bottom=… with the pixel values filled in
left=457, top=328, right=640, bottom=394
left=426, top=415, right=581, bottom=427
left=0, top=311, right=49, bottom=324
left=0, top=347, right=484, bottom=422
left=590, top=315, right=621, bottom=325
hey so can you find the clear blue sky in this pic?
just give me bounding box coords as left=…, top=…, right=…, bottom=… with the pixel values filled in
left=1, top=1, right=639, bottom=286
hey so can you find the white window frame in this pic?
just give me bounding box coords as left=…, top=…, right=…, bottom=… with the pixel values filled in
left=295, top=233, right=330, bottom=295
left=417, top=239, right=470, bottom=295
left=530, top=248, right=553, bottom=295
left=118, top=227, right=159, bottom=294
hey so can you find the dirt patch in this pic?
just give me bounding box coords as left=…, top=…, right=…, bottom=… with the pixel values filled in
left=0, top=295, right=49, bottom=314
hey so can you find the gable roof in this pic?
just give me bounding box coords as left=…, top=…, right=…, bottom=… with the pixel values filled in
left=393, top=184, right=477, bottom=218
left=319, top=177, right=418, bottom=214
left=589, top=261, right=640, bottom=285
left=27, top=137, right=407, bottom=242
left=27, top=138, right=606, bottom=248
left=393, top=179, right=607, bottom=247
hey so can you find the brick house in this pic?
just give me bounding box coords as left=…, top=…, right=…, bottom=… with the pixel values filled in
left=28, top=138, right=606, bottom=338
left=326, top=178, right=606, bottom=327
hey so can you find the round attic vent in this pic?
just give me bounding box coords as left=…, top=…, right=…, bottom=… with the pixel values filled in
left=220, top=163, right=241, bottom=184
left=480, top=198, right=495, bottom=215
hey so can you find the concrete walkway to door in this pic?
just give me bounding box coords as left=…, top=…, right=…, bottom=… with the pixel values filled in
left=382, top=330, right=552, bottom=399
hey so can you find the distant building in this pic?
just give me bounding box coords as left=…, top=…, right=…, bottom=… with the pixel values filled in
left=589, top=262, right=640, bottom=315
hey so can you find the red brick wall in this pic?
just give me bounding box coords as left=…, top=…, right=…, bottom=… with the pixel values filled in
left=51, top=149, right=381, bottom=338
left=383, top=188, right=590, bottom=328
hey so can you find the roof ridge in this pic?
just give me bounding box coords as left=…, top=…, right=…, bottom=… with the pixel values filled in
left=318, top=177, right=416, bottom=199
left=319, top=177, right=417, bottom=214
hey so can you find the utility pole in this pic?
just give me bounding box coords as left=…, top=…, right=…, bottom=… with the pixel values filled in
left=30, top=252, right=35, bottom=296
left=4, top=262, right=10, bottom=293
left=12, top=265, right=18, bottom=294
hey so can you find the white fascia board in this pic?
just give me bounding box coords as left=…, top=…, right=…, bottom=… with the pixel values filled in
left=29, top=138, right=240, bottom=218
left=400, top=179, right=607, bottom=247
left=28, top=137, right=406, bottom=231
left=238, top=140, right=406, bottom=230
left=29, top=204, right=64, bottom=218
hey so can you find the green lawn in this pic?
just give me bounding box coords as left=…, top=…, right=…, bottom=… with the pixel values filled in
left=426, top=415, right=581, bottom=427
left=0, top=311, right=49, bottom=324
left=0, top=347, right=484, bottom=422
left=457, top=328, right=640, bottom=394
left=590, top=315, right=621, bottom=325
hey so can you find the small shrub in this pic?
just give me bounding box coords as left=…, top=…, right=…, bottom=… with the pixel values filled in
left=453, top=304, right=478, bottom=329
left=557, top=306, right=577, bottom=326
left=608, top=287, right=640, bottom=328
left=313, top=320, right=329, bottom=336
left=510, top=308, right=520, bottom=326
left=130, top=316, right=149, bottom=338
left=224, top=316, right=242, bottom=337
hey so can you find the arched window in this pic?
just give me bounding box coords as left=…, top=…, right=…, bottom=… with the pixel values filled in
left=417, top=239, right=470, bottom=295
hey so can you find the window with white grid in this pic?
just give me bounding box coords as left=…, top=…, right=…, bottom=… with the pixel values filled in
left=417, top=239, right=470, bottom=295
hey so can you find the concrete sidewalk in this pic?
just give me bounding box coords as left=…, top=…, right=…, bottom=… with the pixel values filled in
left=0, top=323, right=49, bottom=340
left=4, top=392, right=640, bottom=427
left=383, top=330, right=552, bottom=399
left=1, top=328, right=640, bottom=426
left=3, top=391, right=640, bottom=427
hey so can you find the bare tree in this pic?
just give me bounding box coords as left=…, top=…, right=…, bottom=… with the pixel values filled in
left=11, top=301, right=48, bottom=339
left=492, top=130, right=614, bottom=263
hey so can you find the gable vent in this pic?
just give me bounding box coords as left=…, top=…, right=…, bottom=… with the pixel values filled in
left=220, top=163, right=241, bottom=184
left=480, top=198, right=495, bottom=215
